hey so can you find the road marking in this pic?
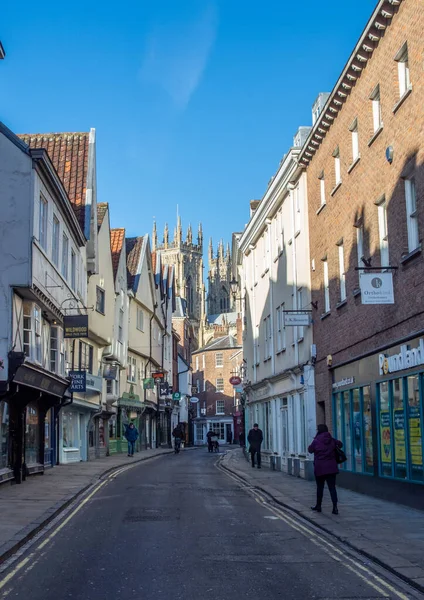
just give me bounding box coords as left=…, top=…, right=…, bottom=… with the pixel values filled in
left=217, top=460, right=411, bottom=600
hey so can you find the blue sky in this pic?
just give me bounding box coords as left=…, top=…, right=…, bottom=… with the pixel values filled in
left=2, top=0, right=376, bottom=257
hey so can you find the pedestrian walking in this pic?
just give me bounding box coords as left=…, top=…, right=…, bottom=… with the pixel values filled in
left=248, top=423, right=263, bottom=468
left=124, top=422, right=139, bottom=457
left=172, top=424, right=184, bottom=453
left=227, top=429, right=233, bottom=445
left=239, top=430, right=245, bottom=447
left=308, top=424, right=343, bottom=515
left=206, top=429, right=215, bottom=453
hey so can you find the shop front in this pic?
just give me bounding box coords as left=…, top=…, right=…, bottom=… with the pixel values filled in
left=112, top=386, right=144, bottom=454
left=332, top=335, right=424, bottom=506
left=8, top=358, right=70, bottom=482
left=0, top=400, right=11, bottom=482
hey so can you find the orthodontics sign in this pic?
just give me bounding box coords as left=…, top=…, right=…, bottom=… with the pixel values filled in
left=379, top=339, right=424, bottom=375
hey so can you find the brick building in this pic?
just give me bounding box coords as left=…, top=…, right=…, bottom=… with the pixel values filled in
left=301, top=0, right=424, bottom=503
left=192, top=333, right=243, bottom=446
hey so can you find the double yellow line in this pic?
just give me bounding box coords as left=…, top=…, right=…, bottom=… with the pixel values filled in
left=0, top=458, right=148, bottom=594
left=216, top=460, right=411, bottom=600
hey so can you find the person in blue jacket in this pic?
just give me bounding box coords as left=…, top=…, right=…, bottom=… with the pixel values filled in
left=124, top=422, right=139, bottom=457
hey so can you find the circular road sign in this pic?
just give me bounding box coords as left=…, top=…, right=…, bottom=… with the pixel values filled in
left=229, top=376, right=242, bottom=386
left=173, top=392, right=181, bottom=401
left=190, top=397, right=199, bottom=403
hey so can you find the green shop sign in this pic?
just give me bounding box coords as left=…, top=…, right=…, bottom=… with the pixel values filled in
left=143, top=378, right=155, bottom=390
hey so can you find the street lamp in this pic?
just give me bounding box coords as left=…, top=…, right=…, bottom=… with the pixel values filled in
left=230, top=277, right=238, bottom=301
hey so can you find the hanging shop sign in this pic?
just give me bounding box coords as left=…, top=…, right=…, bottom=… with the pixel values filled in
left=69, top=370, right=87, bottom=393
left=283, top=311, right=311, bottom=327
left=379, top=339, right=424, bottom=375
left=229, top=376, right=242, bottom=386
left=360, top=272, right=394, bottom=305
left=143, top=378, right=155, bottom=390
left=64, top=314, right=88, bottom=339
left=173, top=392, right=181, bottom=401
left=159, top=382, right=169, bottom=397
left=190, top=396, right=199, bottom=403
left=152, top=372, right=165, bottom=383
left=103, top=364, right=118, bottom=380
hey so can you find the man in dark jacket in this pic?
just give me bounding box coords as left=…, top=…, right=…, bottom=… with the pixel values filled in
left=124, top=422, right=139, bottom=457
left=248, top=423, right=263, bottom=468
left=308, top=424, right=343, bottom=515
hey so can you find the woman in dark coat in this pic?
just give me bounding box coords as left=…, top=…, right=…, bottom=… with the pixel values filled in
left=308, top=424, right=343, bottom=515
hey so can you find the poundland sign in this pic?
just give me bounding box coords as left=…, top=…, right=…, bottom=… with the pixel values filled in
left=379, top=339, right=424, bottom=375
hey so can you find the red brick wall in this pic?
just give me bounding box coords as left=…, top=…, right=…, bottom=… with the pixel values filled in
left=306, top=0, right=424, bottom=425
left=193, top=345, right=242, bottom=419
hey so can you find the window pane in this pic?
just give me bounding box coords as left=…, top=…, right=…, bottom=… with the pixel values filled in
left=407, top=375, right=423, bottom=482
left=343, top=392, right=352, bottom=470
left=393, top=379, right=407, bottom=479
left=363, top=386, right=374, bottom=474
left=352, top=389, right=363, bottom=473
left=379, top=381, right=392, bottom=477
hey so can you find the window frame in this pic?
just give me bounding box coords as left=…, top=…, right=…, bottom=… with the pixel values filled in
left=337, top=242, right=347, bottom=302
left=39, top=194, right=48, bottom=251
left=318, top=171, right=326, bottom=207
left=370, top=84, right=382, bottom=133
left=215, top=352, right=224, bottom=368
left=52, top=215, right=60, bottom=266
left=79, top=341, right=94, bottom=374
left=349, top=118, right=359, bottom=162
left=395, top=42, right=411, bottom=99
left=376, top=198, right=389, bottom=267
left=323, top=259, right=330, bottom=313
left=61, top=233, right=69, bottom=280
left=216, top=378, right=224, bottom=393
left=216, top=399, right=225, bottom=415
left=71, top=249, right=76, bottom=291
left=405, top=177, right=419, bottom=253
left=96, top=286, right=106, bottom=315
left=333, top=147, right=341, bottom=186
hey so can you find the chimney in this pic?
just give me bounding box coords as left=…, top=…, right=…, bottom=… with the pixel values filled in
left=236, top=316, right=242, bottom=345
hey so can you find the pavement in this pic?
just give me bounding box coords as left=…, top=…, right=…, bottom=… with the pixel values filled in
left=0, top=446, right=174, bottom=562
left=0, top=446, right=420, bottom=599
left=222, top=448, right=424, bottom=594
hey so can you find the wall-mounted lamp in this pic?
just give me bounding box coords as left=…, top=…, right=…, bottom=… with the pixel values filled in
left=326, top=355, right=333, bottom=368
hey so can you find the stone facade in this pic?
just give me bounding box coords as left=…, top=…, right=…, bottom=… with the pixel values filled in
left=207, top=239, right=234, bottom=316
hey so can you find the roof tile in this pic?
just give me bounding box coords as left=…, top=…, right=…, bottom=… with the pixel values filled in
left=110, top=228, right=125, bottom=281
left=18, top=132, right=90, bottom=234
left=97, top=203, right=108, bottom=232
left=126, top=237, right=144, bottom=290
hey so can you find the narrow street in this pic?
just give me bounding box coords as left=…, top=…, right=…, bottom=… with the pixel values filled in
left=0, top=450, right=420, bottom=600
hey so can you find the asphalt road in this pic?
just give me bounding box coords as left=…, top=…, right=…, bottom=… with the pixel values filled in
left=0, top=449, right=419, bottom=599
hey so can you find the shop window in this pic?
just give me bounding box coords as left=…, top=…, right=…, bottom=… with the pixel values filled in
left=209, top=422, right=225, bottom=440
left=99, top=420, right=106, bottom=447
left=299, top=393, right=307, bottom=454
left=363, top=386, right=374, bottom=475
left=88, top=422, right=95, bottom=448
left=378, top=381, right=392, bottom=477
left=407, top=375, right=423, bottom=482
left=25, top=403, right=40, bottom=465
left=109, top=416, right=117, bottom=440
left=0, top=402, right=9, bottom=469
left=34, top=306, right=42, bottom=363
left=44, top=409, right=53, bottom=465
left=281, top=398, right=289, bottom=454
left=62, top=411, right=79, bottom=448
left=393, top=379, right=407, bottom=479
left=352, top=389, right=363, bottom=473
left=333, top=386, right=374, bottom=475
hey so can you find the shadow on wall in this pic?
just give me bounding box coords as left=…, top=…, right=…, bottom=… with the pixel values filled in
left=311, top=152, right=424, bottom=423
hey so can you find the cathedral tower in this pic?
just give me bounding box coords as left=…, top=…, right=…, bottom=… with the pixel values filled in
left=154, top=219, right=205, bottom=348
left=207, top=239, right=234, bottom=316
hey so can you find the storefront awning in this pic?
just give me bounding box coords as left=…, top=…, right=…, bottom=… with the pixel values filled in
left=117, top=385, right=144, bottom=413
left=13, top=362, right=70, bottom=398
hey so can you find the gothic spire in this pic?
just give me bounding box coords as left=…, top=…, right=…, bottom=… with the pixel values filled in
left=198, top=223, right=203, bottom=248
left=152, top=221, right=157, bottom=251
left=164, top=223, right=169, bottom=248
left=218, top=239, right=224, bottom=260
left=209, top=237, right=213, bottom=263
left=226, top=242, right=231, bottom=261
left=187, top=223, right=193, bottom=244
left=176, top=215, right=182, bottom=245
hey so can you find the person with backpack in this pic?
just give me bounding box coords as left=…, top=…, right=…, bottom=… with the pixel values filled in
left=172, top=424, right=184, bottom=453
left=308, top=424, right=343, bottom=515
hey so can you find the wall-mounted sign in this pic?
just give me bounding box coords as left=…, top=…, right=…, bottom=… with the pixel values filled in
left=360, top=272, right=394, bottom=305
left=234, top=386, right=243, bottom=393
left=229, top=376, right=242, bottom=386
left=173, top=392, right=181, bottom=401
left=190, top=397, right=199, bottom=403
left=86, top=374, right=102, bottom=393
left=143, top=378, right=155, bottom=390
left=379, top=339, right=424, bottom=375
left=64, top=314, right=88, bottom=338
left=13, top=364, right=68, bottom=397
left=283, top=312, right=311, bottom=326
left=69, top=370, right=86, bottom=393
left=103, top=364, right=118, bottom=380
left=332, top=377, right=355, bottom=391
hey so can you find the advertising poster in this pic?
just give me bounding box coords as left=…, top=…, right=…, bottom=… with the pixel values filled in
left=380, top=412, right=391, bottom=464
left=409, top=406, right=423, bottom=472
left=394, top=409, right=406, bottom=467
left=364, top=411, right=373, bottom=467
left=353, top=411, right=362, bottom=470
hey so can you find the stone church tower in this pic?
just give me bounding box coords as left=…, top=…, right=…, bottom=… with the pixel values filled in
left=207, top=239, right=235, bottom=316
left=153, top=218, right=206, bottom=348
